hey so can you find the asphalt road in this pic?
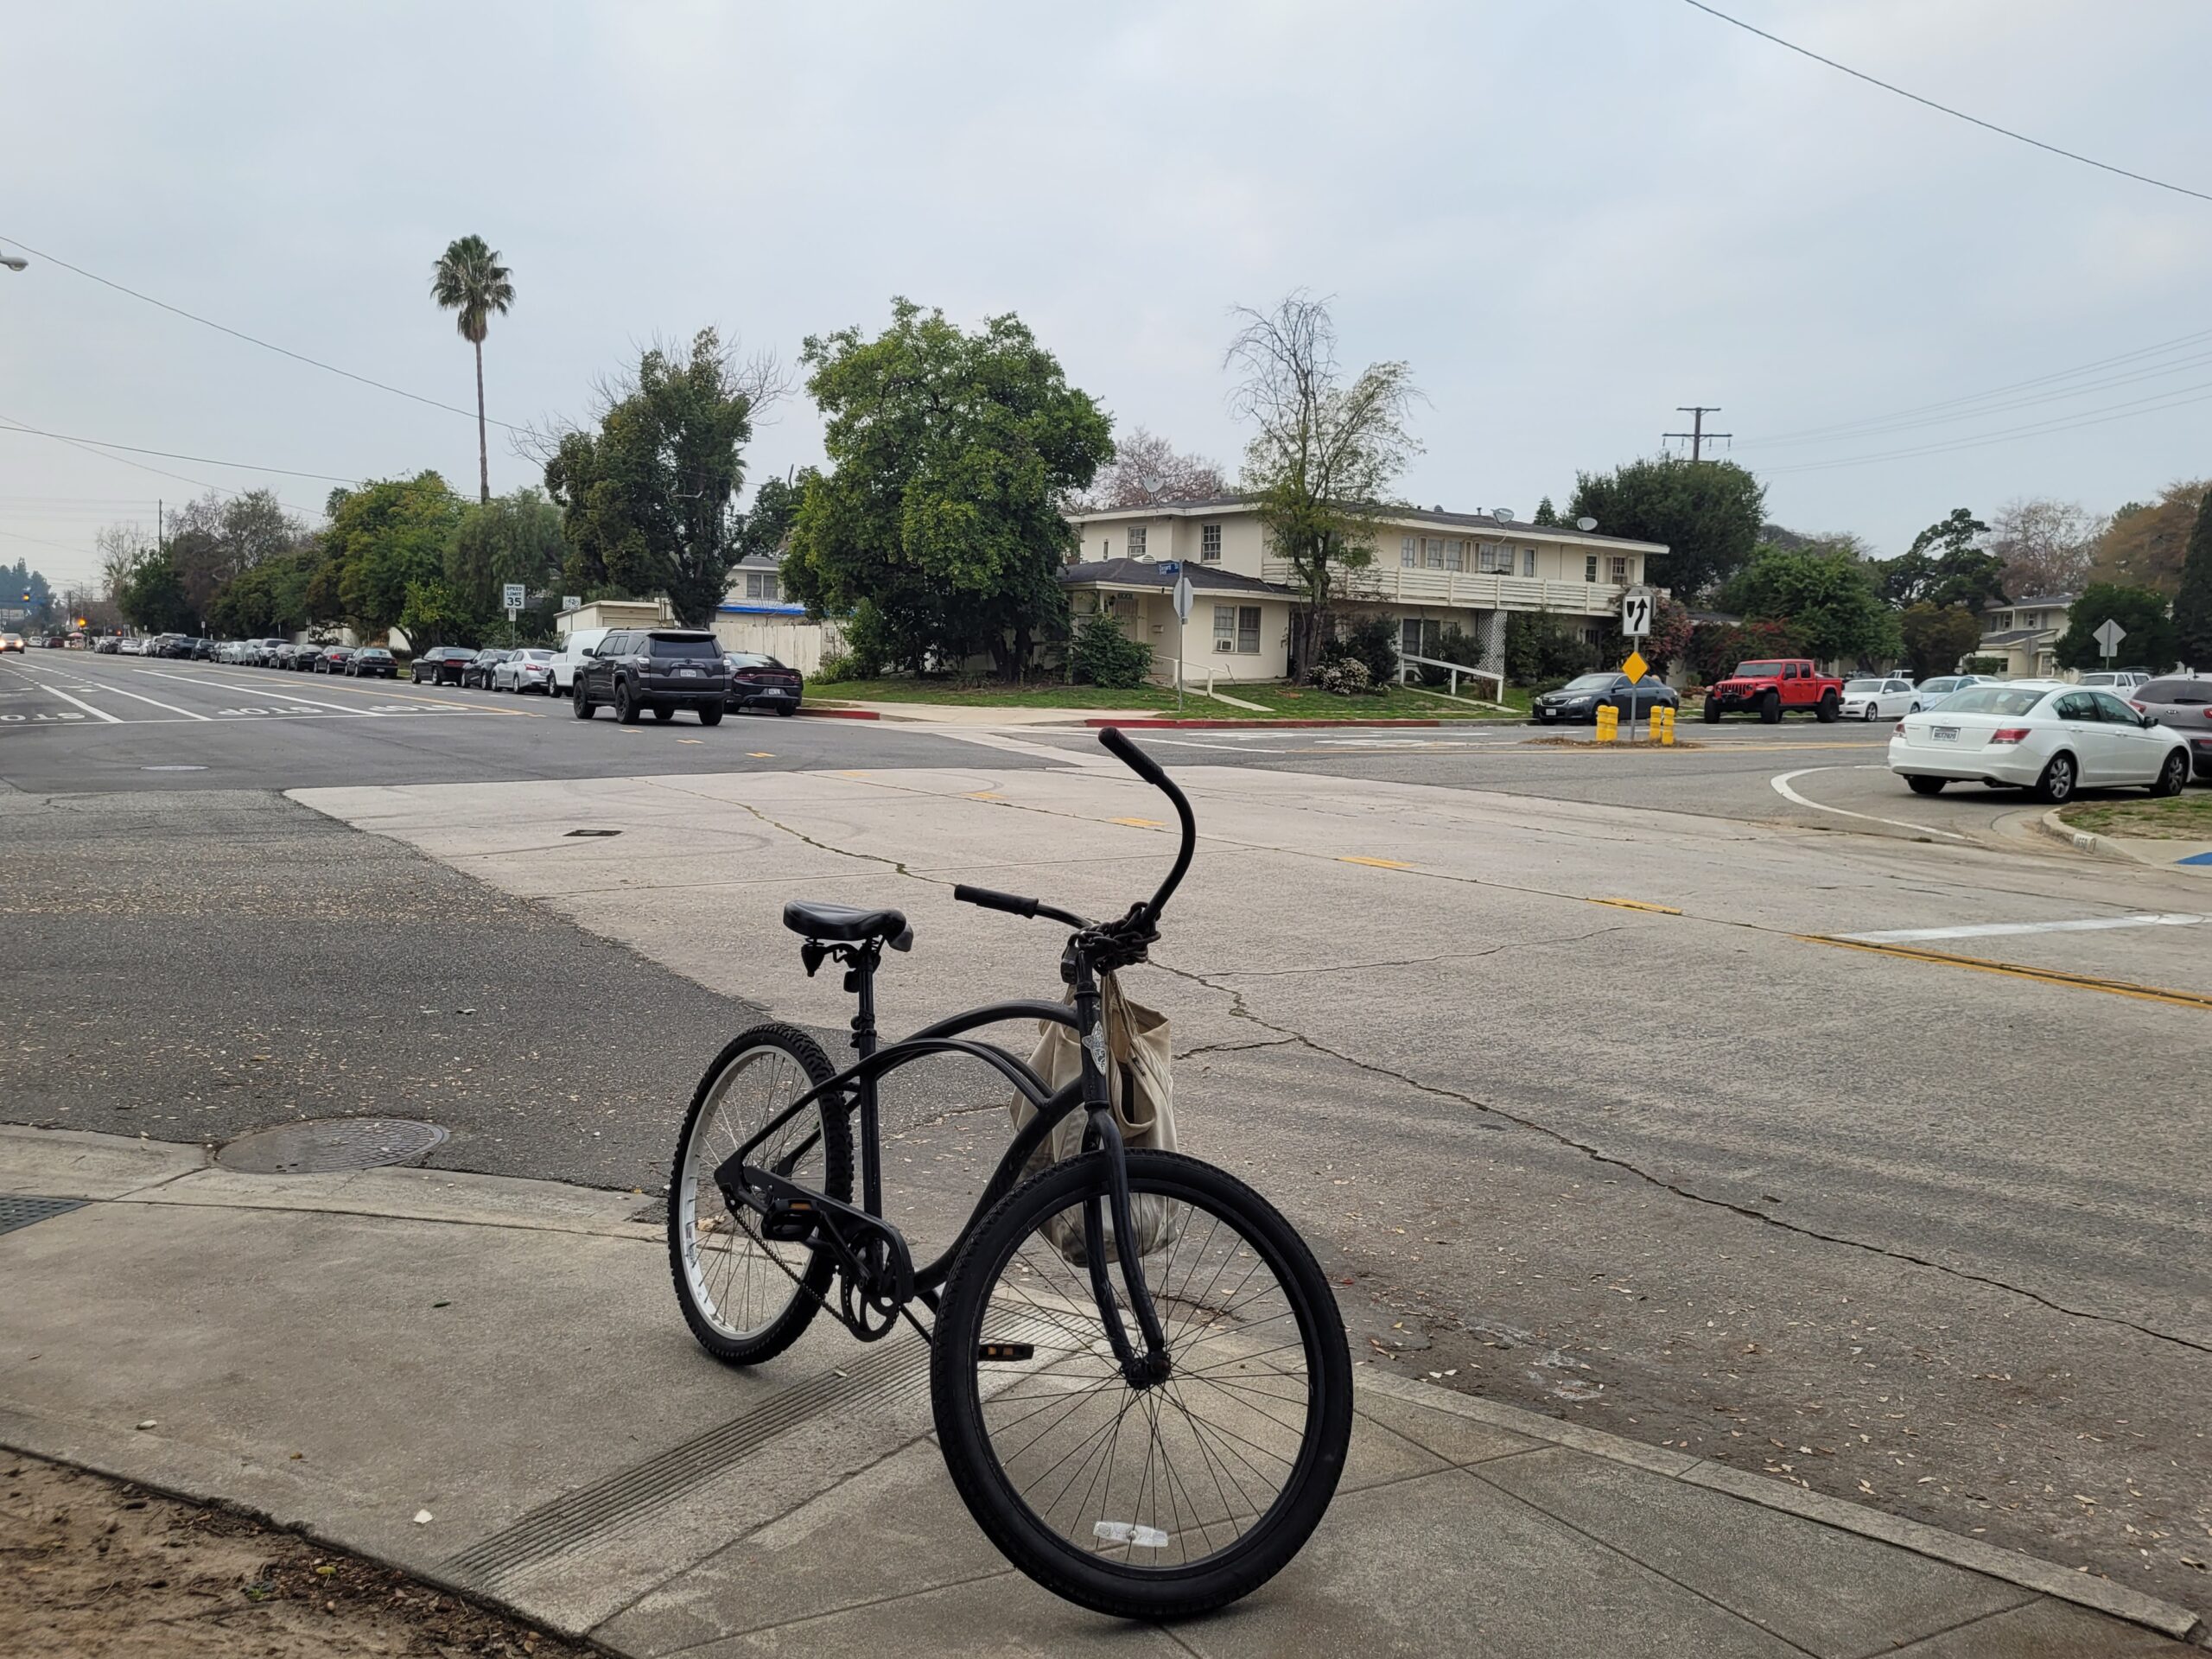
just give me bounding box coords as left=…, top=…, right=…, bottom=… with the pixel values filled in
left=0, top=650, right=1039, bottom=791
left=3, top=649, right=2208, bottom=1618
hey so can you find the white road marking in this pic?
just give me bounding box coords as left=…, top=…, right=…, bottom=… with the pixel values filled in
left=1840, top=913, right=2206, bottom=944
left=35, top=683, right=124, bottom=723
left=1770, top=765, right=1970, bottom=842
left=87, top=683, right=213, bottom=721
left=135, top=668, right=387, bottom=716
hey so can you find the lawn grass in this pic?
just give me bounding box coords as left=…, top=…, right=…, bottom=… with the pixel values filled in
left=2058, top=792, right=2212, bottom=838
left=809, top=677, right=1529, bottom=721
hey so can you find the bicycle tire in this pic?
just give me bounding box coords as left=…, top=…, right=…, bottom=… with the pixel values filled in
left=667, top=1023, right=852, bottom=1365
left=931, top=1149, right=1351, bottom=1618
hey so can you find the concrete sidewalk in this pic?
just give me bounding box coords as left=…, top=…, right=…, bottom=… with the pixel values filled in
left=2, top=1126, right=2197, bottom=1658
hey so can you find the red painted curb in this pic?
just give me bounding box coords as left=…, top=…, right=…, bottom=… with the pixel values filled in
left=798, top=708, right=881, bottom=720
left=1084, top=716, right=1445, bottom=730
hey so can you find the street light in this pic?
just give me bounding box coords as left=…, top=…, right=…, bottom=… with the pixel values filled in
left=0, top=255, right=27, bottom=273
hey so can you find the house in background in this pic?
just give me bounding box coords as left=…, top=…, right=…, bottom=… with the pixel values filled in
left=1060, top=496, right=1665, bottom=684
left=1977, top=594, right=2075, bottom=679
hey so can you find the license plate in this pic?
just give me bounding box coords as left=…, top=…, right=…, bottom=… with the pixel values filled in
left=1931, top=726, right=1959, bottom=741
left=677, top=667, right=699, bottom=677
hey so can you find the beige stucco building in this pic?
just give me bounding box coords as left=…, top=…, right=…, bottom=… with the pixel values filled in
left=1061, top=497, right=1666, bottom=684
left=1976, top=594, right=2074, bottom=679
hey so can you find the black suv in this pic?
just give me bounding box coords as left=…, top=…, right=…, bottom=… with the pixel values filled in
left=573, top=629, right=729, bottom=725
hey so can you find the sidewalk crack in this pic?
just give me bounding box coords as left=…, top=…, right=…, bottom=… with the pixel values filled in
left=1143, top=958, right=2212, bottom=1361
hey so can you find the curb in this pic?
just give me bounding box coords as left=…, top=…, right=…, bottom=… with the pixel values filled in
left=796, top=707, right=880, bottom=721
left=2034, top=808, right=2211, bottom=873
left=1358, top=1367, right=2205, bottom=1645
left=1085, top=715, right=1446, bottom=730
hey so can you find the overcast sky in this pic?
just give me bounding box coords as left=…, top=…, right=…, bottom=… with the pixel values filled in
left=5, top=0, right=2210, bottom=592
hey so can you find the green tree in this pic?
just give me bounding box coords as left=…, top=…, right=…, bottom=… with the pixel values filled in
left=1531, top=496, right=1559, bottom=526
left=2168, top=490, right=2212, bottom=667
left=397, top=577, right=475, bottom=651
left=116, top=550, right=197, bottom=633
left=1567, top=456, right=1764, bottom=599
left=1686, top=619, right=1804, bottom=686
left=206, top=541, right=327, bottom=638
left=785, top=300, right=1111, bottom=677
left=1877, top=509, right=2005, bottom=612
left=1897, top=603, right=1985, bottom=682
left=1224, top=292, right=1421, bottom=676
left=733, top=471, right=809, bottom=566
left=545, top=328, right=761, bottom=627
left=322, top=474, right=467, bottom=635
left=1719, top=544, right=1901, bottom=665
left=444, top=486, right=569, bottom=632
left=1638, top=594, right=1694, bottom=672
left=2055, top=583, right=2176, bottom=672
left=430, top=235, right=515, bottom=505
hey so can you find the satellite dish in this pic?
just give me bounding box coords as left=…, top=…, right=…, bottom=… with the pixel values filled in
left=1140, top=472, right=1166, bottom=499
left=1492, top=508, right=1515, bottom=524
left=1575, top=516, right=1599, bottom=532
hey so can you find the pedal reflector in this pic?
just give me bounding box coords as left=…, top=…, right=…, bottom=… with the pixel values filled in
left=976, top=1342, right=1035, bottom=1363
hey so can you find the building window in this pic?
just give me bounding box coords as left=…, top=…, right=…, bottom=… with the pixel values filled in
left=1421, top=537, right=1444, bottom=569
left=1582, top=625, right=1605, bottom=647
left=1401, top=537, right=1417, bottom=569
left=1610, top=556, right=1629, bottom=582
left=1400, top=617, right=1439, bottom=659
left=1128, top=526, right=1147, bottom=559
left=1446, top=539, right=1464, bottom=572
left=1201, top=524, right=1222, bottom=562
left=1213, top=604, right=1262, bottom=654
left=1522, top=547, right=1537, bottom=576
left=1585, top=555, right=1599, bottom=582
left=744, top=572, right=779, bottom=601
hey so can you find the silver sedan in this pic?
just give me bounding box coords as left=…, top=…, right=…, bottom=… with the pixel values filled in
left=490, top=648, right=557, bottom=693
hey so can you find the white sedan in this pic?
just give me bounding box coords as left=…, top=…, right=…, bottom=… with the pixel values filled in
left=1888, top=680, right=2192, bottom=803
left=1840, top=677, right=1916, bottom=721
left=491, top=647, right=557, bottom=693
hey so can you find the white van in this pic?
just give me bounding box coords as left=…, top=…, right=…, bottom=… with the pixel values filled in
left=548, top=627, right=610, bottom=696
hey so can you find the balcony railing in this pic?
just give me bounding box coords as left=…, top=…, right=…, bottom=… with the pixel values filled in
left=1260, top=560, right=1624, bottom=614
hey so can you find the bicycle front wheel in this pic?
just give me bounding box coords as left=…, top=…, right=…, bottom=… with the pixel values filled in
left=931, top=1149, right=1351, bottom=1618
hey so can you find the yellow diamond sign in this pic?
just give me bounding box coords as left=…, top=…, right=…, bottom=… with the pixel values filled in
left=1622, top=650, right=1649, bottom=684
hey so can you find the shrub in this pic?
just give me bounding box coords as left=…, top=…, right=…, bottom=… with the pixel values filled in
left=1961, top=655, right=2006, bottom=676
left=1313, top=657, right=1373, bottom=696
left=814, top=650, right=859, bottom=684
left=1505, top=611, right=1599, bottom=685
left=1314, top=613, right=1398, bottom=686
left=1070, top=614, right=1153, bottom=689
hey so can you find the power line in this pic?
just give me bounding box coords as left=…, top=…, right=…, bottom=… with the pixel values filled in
left=1679, top=0, right=2212, bottom=206
left=1662, top=404, right=1730, bottom=460
left=1739, top=326, right=2212, bottom=448
left=0, top=233, right=522, bottom=433
left=0, top=421, right=354, bottom=484
left=1757, top=378, right=2212, bottom=474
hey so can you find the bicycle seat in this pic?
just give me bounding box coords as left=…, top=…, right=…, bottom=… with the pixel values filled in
left=782, top=899, right=912, bottom=951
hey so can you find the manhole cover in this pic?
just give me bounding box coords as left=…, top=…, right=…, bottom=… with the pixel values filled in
left=0, top=1195, right=86, bottom=1235
left=217, top=1117, right=448, bottom=1175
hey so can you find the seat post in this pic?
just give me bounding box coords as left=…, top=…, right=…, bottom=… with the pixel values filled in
left=843, top=943, right=884, bottom=1216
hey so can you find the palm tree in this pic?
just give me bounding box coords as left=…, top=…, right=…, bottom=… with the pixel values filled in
left=430, top=236, right=515, bottom=504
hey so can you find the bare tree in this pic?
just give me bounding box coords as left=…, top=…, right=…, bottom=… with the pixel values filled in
left=1985, top=497, right=2104, bottom=598
left=2090, top=479, right=2208, bottom=594
left=1225, top=292, right=1421, bottom=675
left=95, top=522, right=149, bottom=601
left=1081, top=427, right=1230, bottom=511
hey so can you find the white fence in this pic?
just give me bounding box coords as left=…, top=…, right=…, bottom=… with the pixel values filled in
left=711, top=614, right=842, bottom=673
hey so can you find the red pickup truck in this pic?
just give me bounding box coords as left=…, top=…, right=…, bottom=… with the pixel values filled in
left=1703, top=658, right=1844, bottom=723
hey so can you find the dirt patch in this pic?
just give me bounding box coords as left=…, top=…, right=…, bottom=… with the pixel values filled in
left=0, top=1451, right=589, bottom=1658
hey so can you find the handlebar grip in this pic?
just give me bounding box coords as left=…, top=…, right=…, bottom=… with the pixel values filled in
left=953, top=883, right=1040, bottom=919
left=1098, top=724, right=1171, bottom=788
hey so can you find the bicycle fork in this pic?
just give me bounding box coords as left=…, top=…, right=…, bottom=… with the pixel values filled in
left=1073, top=975, right=1173, bottom=1387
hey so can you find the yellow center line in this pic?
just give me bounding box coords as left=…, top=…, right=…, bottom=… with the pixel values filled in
left=1112, top=817, right=1167, bottom=828
left=1800, top=935, right=2212, bottom=1012
left=747, top=752, right=775, bottom=759
left=1339, top=856, right=1415, bottom=870
left=1591, top=897, right=1684, bottom=915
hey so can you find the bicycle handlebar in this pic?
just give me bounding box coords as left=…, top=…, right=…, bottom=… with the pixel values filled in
left=948, top=728, right=1197, bottom=937
left=1096, top=728, right=1196, bottom=922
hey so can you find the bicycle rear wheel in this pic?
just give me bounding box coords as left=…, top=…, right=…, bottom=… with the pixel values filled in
left=931, top=1149, right=1351, bottom=1618
left=668, top=1024, right=851, bottom=1365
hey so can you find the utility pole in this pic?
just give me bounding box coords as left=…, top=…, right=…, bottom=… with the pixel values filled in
left=1662, top=406, right=1731, bottom=461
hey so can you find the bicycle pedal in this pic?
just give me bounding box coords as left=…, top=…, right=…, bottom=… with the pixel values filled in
left=976, top=1341, right=1035, bottom=1363
left=760, top=1198, right=817, bottom=1242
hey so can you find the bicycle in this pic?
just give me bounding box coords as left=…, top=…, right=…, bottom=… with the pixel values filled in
left=666, top=727, right=1351, bottom=1618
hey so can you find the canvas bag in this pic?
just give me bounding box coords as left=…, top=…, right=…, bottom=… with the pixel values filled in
left=1010, top=973, right=1180, bottom=1262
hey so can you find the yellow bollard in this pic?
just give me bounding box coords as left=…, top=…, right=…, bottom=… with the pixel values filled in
left=1595, top=704, right=1619, bottom=743
left=1656, top=706, right=1675, bottom=746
